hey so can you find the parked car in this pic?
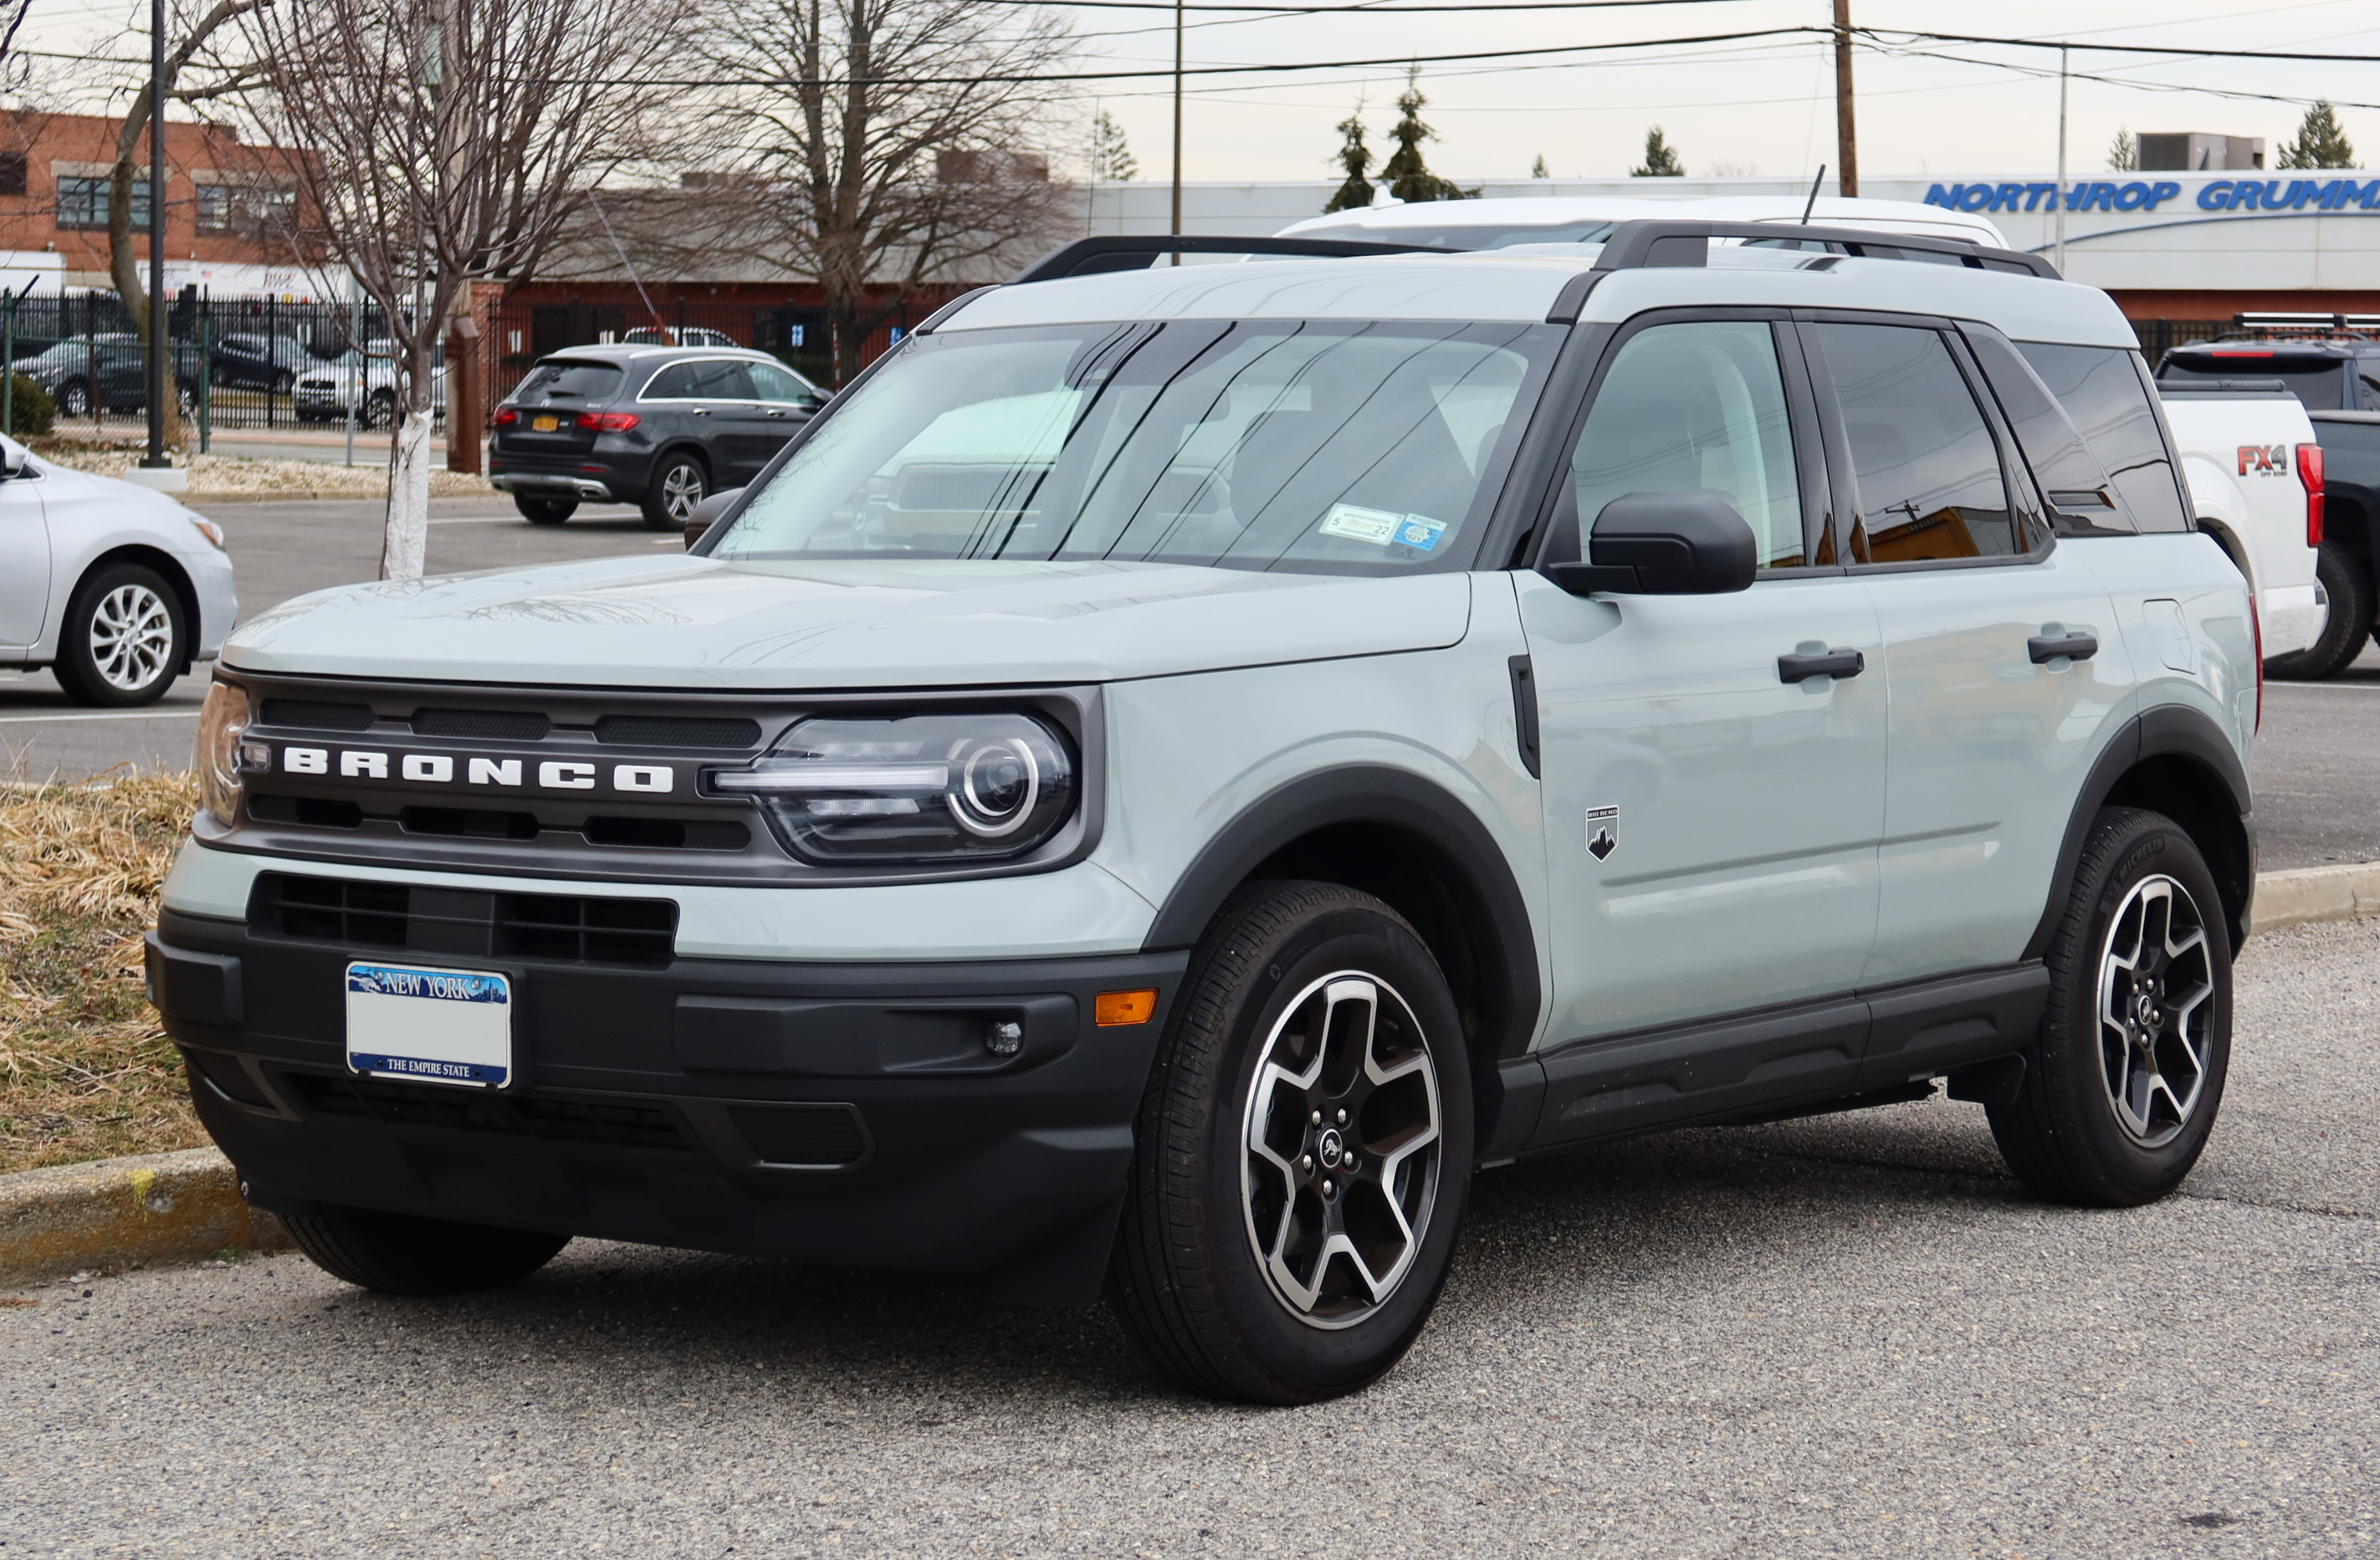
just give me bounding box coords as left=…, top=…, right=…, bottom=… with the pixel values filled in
left=153, top=224, right=2255, bottom=1404
left=17, top=335, right=207, bottom=418
left=2153, top=379, right=2326, bottom=672
left=622, top=326, right=740, bottom=348
left=489, top=345, right=823, bottom=528
left=2158, top=322, right=2380, bottom=678
left=209, top=331, right=316, bottom=393
left=0, top=432, right=236, bottom=704
left=292, top=346, right=448, bottom=429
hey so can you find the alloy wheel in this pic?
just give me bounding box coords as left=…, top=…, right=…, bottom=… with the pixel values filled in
left=659, top=462, right=705, bottom=522
left=2096, top=874, right=2216, bottom=1148
left=87, top=582, right=174, bottom=692
left=1240, top=971, right=1443, bottom=1329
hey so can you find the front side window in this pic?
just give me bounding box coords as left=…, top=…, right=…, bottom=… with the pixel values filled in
left=1812, top=323, right=2024, bottom=563
left=747, top=361, right=817, bottom=406
left=711, top=320, right=1553, bottom=573
left=1566, top=320, right=1807, bottom=570
left=2023, top=343, right=2191, bottom=534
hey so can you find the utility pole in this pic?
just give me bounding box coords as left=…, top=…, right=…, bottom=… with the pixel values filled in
left=2055, top=45, right=2070, bottom=274
left=1170, top=0, right=1184, bottom=262
left=141, top=0, right=166, bottom=468
left=1830, top=0, right=1858, bottom=198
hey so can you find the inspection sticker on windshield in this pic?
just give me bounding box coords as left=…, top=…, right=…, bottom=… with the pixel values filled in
left=1320, top=504, right=1447, bottom=551
left=345, top=963, right=512, bottom=1088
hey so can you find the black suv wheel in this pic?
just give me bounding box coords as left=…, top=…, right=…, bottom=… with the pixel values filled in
left=2266, top=540, right=2372, bottom=680
left=52, top=561, right=184, bottom=707
left=642, top=452, right=708, bottom=530
left=1108, top=881, right=1472, bottom=1403
left=514, top=494, right=577, bottom=525
left=1988, top=807, right=2232, bottom=1206
left=283, top=1203, right=570, bottom=1296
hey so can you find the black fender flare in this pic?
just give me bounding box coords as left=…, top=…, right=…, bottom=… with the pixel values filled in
left=2024, top=704, right=2255, bottom=959
left=1140, top=764, right=1543, bottom=1061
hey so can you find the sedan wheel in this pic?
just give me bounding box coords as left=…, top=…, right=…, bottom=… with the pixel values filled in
left=53, top=562, right=184, bottom=707
left=56, top=381, right=90, bottom=419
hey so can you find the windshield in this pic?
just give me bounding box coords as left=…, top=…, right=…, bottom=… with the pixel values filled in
left=2159, top=355, right=2345, bottom=412
left=711, top=320, right=1552, bottom=573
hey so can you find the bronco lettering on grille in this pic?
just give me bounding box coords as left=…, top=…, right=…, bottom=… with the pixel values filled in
left=274, top=745, right=676, bottom=795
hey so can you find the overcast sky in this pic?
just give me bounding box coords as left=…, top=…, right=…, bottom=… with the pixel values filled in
left=9, top=0, right=2377, bottom=187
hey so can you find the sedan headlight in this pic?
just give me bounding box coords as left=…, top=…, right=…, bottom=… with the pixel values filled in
left=707, top=714, right=1075, bottom=864
left=194, top=681, right=269, bottom=826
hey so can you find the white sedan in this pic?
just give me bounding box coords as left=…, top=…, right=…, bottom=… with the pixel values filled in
left=0, top=435, right=238, bottom=705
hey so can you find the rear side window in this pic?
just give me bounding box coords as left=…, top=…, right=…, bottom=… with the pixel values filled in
left=1809, top=322, right=2026, bottom=562
left=2019, top=344, right=2191, bottom=534
left=514, top=361, right=622, bottom=405
left=644, top=360, right=756, bottom=401
left=1964, top=330, right=2129, bottom=535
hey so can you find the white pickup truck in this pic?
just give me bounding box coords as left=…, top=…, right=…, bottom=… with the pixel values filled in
left=2155, top=379, right=2326, bottom=670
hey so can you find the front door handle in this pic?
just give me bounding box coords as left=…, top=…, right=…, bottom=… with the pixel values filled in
left=2028, top=632, right=2099, bottom=664
left=1778, top=647, right=1866, bottom=683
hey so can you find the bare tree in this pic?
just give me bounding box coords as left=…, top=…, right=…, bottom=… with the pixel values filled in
left=704, top=0, right=1078, bottom=383
left=238, top=0, right=683, bottom=580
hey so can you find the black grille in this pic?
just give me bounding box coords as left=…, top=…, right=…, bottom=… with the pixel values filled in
left=595, top=715, right=762, bottom=749
left=499, top=893, right=677, bottom=965
left=583, top=816, right=750, bottom=851
left=249, top=794, right=365, bottom=829
left=411, top=708, right=552, bottom=741
left=250, top=873, right=678, bottom=967
left=259, top=698, right=376, bottom=731
left=289, top=1072, right=694, bottom=1153
left=399, top=806, right=541, bottom=841
left=729, top=1103, right=870, bottom=1166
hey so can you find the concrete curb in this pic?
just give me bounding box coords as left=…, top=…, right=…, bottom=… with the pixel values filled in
left=3, top=860, right=2377, bottom=1288
left=0, top=1147, right=288, bottom=1290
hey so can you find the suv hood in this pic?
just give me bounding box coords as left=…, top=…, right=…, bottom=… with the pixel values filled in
left=221, top=554, right=1473, bottom=688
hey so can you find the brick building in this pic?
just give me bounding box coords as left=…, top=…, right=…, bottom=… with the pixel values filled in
left=0, top=110, right=329, bottom=299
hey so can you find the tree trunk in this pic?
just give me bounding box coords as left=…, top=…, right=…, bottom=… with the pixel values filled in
left=379, top=341, right=437, bottom=580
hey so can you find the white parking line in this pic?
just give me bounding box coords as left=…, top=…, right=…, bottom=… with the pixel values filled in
left=2269, top=680, right=2380, bottom=691
left=0, top=708, right=203, bottom=724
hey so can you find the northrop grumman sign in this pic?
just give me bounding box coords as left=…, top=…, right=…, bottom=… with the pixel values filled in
left=1925, top=178, right=2380, bottom=215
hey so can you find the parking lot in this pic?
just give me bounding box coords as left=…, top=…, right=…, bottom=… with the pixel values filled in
left=6, top=915, right=2374, bottom=1557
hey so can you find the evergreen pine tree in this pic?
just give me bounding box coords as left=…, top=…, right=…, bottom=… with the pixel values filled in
left=1378, top=67, right=1475, bottom=202
left=1530, top=154, right=1549, bottom=179
left=2278, top=101, right=2357, bottom=169
left=2107, top=129, right=2137, bottom=171
left=1323, top=106, right=1375, bottom=212
left=1088, top=109, right=1138, bottom=182
left=1631, top=125, right=1684, bottom=177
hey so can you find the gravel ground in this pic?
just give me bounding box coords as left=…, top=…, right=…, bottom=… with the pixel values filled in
left=5, top=919, right=2376, bottom=1559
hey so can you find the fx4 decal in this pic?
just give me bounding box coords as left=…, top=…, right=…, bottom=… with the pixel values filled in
left=2238, top=444, right=2287, bottom=476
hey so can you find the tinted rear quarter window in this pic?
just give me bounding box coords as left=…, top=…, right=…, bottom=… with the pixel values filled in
left=514, top=361, right=623, bottom=405
left=1964, top=330, right=2127, bottom=534
left=2019, top=343, right=2191, bottom=534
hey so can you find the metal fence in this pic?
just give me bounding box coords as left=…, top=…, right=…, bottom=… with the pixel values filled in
left=485, top=295, right=913, bottom=400
left=2130, top=319, right=2237, bottom=361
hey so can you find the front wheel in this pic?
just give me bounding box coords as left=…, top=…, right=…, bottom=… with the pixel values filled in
left=641, top=453, right=707, bottom=530
left=1108, top=881, right=1472, bottom=1403
left=2267, top=540, right=2372, bottom=680
left=282, top=1202, right=569, bottom=1296
left=51, top=562, right=184, bottom=706
left=360, top=388, right=397, bottom=430
left=54, top=379, right=90, bottom=419
left=1988, top=807, right=2233, bottom=1206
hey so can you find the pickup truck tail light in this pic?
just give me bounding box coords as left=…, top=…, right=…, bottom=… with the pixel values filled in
left=2297, top=441, right=2325, bottom=548
left=577, top=411, right=641, bottom=432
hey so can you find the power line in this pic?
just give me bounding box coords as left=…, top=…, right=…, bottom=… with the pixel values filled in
left=1871, top=27, right=2380, bottom=66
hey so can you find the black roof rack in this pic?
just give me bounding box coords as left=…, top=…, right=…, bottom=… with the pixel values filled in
left=1010, top=233, right=1457, bottom=284
left=1545, top=221, right=2060, bottom=323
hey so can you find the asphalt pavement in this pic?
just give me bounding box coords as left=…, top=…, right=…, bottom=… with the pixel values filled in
left=6, top=915, right=2374, bottom=1557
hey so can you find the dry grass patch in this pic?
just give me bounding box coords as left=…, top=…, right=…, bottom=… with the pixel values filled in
left=0, top=772, right=206, bottom=1174
left=27, top=436, right=494, bottom=499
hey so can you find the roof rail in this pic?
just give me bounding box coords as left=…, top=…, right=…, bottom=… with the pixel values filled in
left=1544, top=220, right=2060, bottom=323
left=1010, top=233, right=1457, bottom=284
left=2228, top=311, right=2380, bottom=340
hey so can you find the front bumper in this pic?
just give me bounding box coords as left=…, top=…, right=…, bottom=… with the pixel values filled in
left=148, top=906, right=1181, bottom=1299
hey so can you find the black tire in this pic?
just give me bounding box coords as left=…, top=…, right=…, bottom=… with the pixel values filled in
left=1108, top=881, right=1473, bottom=1404
left=51, top=561, right=185, bottom=707
left=640, top=452, right=708, bottom=530
left=2266, top=540, right=2372, bottom=680
left=282, top=1203, right=569, bottom=1297
left=361, top=388, right=397, bottom=430
left=1987, top=807, right=2233, bottom=1207
left=271, top=369, right=294, bottom=394
left=55, top=379, right=90, bottom=419
left=514, top=494, right=577, bottom=525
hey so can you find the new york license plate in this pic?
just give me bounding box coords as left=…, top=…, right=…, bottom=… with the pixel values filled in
left=531, top=414, right=559, bottom=432
left=345, top=962, right=512, bottom=1087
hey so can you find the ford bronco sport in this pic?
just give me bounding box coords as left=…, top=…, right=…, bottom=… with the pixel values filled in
left=151, top=224, right=2255, bottom=1404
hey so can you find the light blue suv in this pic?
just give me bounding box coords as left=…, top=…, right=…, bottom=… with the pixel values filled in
left=151, top=223, right=2255, bottom=1403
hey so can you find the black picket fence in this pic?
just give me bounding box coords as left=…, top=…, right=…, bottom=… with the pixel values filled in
left=2130, top=319, right=2237, bottom=361
left=486, top=295, right=911, bottom=398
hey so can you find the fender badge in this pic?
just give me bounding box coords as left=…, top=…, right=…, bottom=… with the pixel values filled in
left=1586, top=805, right=1619, bottom=862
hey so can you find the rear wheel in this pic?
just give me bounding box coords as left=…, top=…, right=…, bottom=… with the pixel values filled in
left=641, top=452, right=707, bottom=530
left=54, top=379, right=90, bottom=419
left=1988, top=807, right=2232, bottom=1206
left=514, top=494, right=577, bottom=525
left=1108, top=881, right=1472, bottom=1403
left=283, top=1202, right=569, bottom=1297
left=361, top=388, right=397, bottom=430
left=2267, top=540, right=2372, bottom=679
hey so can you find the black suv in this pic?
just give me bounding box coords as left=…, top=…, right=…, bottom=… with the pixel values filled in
left=2160, top=321, right=2380, bottom=678
left=489, top=346, right=823, bottom=529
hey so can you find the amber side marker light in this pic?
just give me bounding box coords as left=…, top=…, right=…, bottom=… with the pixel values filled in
left=1095, top=988, right=1159, bottom=1026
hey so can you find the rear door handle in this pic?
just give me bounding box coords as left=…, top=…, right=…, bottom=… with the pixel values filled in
left=1778, top=647, right=1866, bottom=683
left=2028, top=633, right=2099, bottom=664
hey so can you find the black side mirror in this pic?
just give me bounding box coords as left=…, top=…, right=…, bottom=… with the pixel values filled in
left=1545, top=490, right=1758, bottom=596
left=683, top=485, right=745, bottom=550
